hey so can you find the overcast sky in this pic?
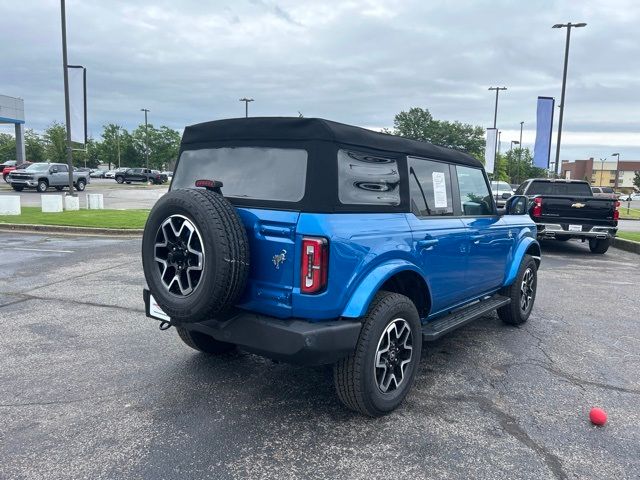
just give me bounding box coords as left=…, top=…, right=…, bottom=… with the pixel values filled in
left=1, top=0, right=639, bottom=161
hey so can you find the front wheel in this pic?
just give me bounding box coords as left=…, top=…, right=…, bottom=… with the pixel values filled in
left=76, top=179, right=86, bottom=191
left=116, top=176, right=124, bottom=184
left=589, top=238, right=610, bottom=254
left=176, top=327, right=235, bottom=354
left=37, top=180, right=48, bottom=192
left=334, top=291, right=421, bottom=417
left=498, top=254, right=537, bottom=325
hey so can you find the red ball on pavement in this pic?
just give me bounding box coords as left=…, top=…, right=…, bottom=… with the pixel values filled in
left=589, top=407, right=607, bottom=426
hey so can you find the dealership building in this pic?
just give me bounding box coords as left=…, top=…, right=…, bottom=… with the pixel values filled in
left=561, top=158, right=640, bottom=190
left=0, top=94, right=25, bottom=163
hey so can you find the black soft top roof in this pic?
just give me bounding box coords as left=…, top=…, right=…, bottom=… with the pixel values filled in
left=181, top=117, right=482, bottom=168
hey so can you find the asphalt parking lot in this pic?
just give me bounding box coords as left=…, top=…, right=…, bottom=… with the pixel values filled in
left=0, top=178, right=168, bottom=210
left=1, top=232, right=638, bottom=479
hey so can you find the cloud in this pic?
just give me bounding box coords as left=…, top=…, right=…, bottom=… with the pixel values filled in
left=1, top=0, right=638, bottom=161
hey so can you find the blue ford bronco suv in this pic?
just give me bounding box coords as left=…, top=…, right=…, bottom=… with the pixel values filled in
left=142, top=117, right=541, bottom=416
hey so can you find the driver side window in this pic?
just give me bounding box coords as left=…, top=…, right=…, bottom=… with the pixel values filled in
left=455, top=166, right=494, bottom=216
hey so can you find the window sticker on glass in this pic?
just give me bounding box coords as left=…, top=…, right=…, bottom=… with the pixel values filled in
left=432, top=171, right=448, bottom=208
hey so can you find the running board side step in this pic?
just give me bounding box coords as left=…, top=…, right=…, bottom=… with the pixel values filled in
left=422, top=295, right=511, bottom=341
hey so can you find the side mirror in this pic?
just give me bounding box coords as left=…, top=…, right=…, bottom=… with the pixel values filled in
left=504, top=195, right=528, bottom=215
left=501, top=192, right=512, bottom=199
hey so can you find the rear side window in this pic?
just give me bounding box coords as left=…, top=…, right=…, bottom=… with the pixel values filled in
left=407, top=157, right=453, bottom=216
left=338, top=150, right=400, bottom=206
left=527, top=181, right=592, bottom=196
left=173, top=147, right=308, bottom=202
left=456, top=166, right=494, bottom=216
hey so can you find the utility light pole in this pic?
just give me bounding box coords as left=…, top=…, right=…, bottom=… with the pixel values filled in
left=116, top=126, right=121, bottom=169
left=518, top=121, right=524, bottom=184
left=141, top=108, right=149, bottom=168
left=599, top=158, right=606, bottom=187
left=611, top=152, right=620, bottom=188
left=552, top=22, right=587, bottom=175
left=60, top=0, right=75, bottom=195
left=488, top=87, right=507, bottom=129
left=239, top=98, right=254, bottom=118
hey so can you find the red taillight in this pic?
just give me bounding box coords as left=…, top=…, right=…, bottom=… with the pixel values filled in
left=614, top=200, right=620, bottom=221
left=300, top=237, right=328, bottom=294
left=532, top=196, right=543, bottom=217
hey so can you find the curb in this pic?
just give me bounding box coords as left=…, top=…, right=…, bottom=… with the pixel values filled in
left=0, top=223, right=143, bottom=236
left=612, top=237, right=640, bottom=255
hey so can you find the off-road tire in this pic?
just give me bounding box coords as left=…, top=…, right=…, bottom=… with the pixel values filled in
left=497, top=254, right=537, bottom=325
left=116, top=176, right=124, bottom=184
left=175, top=327, right=235, bottom=354
left=76, top=179, right=86, bottom=191
left=334, top=291, right=422, bottom=417
left=142, top=188, right=249, bottom=324
left=37, top=180, right=48, bottom=192
left=589, top=238, right=610, bottom=254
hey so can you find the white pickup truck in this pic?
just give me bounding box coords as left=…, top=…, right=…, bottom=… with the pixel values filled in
left=8, top=162, right=90, bottom=193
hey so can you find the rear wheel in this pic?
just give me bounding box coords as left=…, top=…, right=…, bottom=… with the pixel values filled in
left=176, top=327, right=235, bottom=354
left=589, top=238, right=610, bottom=254
left=76, top=179, right=86, bottom=191
left=498, top=254, right=537, bottom=325
left=334, top=291, right=421, bottom=417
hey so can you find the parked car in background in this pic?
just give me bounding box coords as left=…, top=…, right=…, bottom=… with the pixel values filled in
left=0, top=160, right=17, bottom=173
left=142, top=117, right=541, bottom=416
left=115, top=168, right=167, bottom=185
left=161, top=171, right=173, bottom=180
left=104, top=170, right=116, bottom=178
left=3, top=162, right=32, bottom=182
left=8, top=162, right=90, bottom=192
left=517, top=178, right=618, bottom=253
left=490, top=180, right=514, bottom=206
left=90, top=169, right=107, bottom=178
left=619, top=192, right=640, bottom=201
left=590, top=186, right=619, bottom=200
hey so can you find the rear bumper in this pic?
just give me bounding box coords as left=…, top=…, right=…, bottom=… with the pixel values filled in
left=143, top=289, right=361, bottom=365
left=536, top=223, right=617, bottom=240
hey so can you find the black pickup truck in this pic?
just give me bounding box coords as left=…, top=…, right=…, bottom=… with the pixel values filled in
left=516, top=179, right=618, bottom=253
left=115, top=168, right=168, bottom=185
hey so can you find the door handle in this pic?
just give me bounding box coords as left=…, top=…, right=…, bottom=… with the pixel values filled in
left=470, top=234, right=484, bottom=244
left=417, top=238, right=439, bottom=249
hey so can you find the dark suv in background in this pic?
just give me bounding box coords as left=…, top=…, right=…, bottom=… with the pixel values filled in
left=115, top=168, right=168, bottom=185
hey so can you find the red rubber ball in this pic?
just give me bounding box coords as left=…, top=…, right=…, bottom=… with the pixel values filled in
left=589, top=408, right=607, bottom=426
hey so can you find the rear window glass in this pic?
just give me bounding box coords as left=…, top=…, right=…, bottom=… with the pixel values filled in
left=172, top=147, right=308, bottom=202
left=338, top=150, right=400, bottom=206
left=527, top=181, right=592, bottom=196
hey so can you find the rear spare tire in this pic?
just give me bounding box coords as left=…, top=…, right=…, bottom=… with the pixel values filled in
left=142, top=188, right=249, bottom=323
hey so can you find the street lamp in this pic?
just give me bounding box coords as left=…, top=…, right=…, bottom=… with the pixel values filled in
left=141, top=108, right=149, bottom=168
left=552, top=22, right=587, bottom=175
left=239, top=98, right=254, bottom=118
left=510, top=140, right=520, bottom=183
left=488, top=87, right=507, bottom=129
left=599, top=157, right=607, bottom=187
left=611, top=153, right=620, bottom=189
left=116, top=126, right=121, bottom=169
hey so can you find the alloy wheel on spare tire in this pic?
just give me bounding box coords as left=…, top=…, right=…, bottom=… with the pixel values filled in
left=142, top=188, right=249, bottom=324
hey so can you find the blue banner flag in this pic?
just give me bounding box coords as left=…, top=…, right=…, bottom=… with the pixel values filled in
left=533, top=96, right=555, bottom=169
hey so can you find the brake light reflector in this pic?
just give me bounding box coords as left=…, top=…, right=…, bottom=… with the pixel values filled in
left=614, top=200, right=620, bottom=221
left=532, top=196, right=543, bottom=217
left=301, top=237, right=328, bottom=294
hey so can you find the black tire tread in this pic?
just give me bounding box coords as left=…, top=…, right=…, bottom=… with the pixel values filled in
left=589, top=238, right=610, bottom=254
left=497, top=254, right=536, bottom=325
left=334, top=291, right=417, bottom=416
left=175, top=327, right=235, bottom=354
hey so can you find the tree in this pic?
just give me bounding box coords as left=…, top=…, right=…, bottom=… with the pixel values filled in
left=131, top=124, right=180, bottom=170
left=390, top=107, right=486, bottom=161
left=501, top=147, right=547, bottom=184
left=25, top=129, right=46, bottom=162
left=0, top=133, right=15, bottom=162
left=43, top=122, right=68, bottom=164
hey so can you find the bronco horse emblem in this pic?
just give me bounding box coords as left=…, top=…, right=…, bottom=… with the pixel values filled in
left=272, top=249, right=287, bottom=269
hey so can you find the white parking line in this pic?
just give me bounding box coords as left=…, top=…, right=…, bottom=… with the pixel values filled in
left=9, top=247, right=74, bottom=253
